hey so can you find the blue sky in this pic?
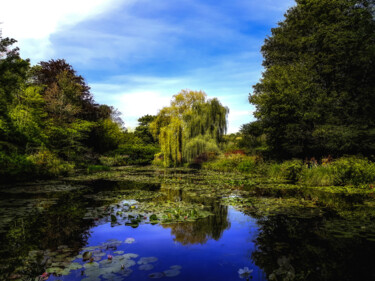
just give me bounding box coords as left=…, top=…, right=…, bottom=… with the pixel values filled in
left=1, top=0, right=295, bottom=132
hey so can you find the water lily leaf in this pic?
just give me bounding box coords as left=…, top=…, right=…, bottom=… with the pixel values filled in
left=83, top=252, right=93, bottom=261
left=84, top=262, right=99, bottom=268
left=169, top=265, right=182, bottom=270
left=61, top=268, right=71, bottom=275
left=164, top=269, right=180, bottom=277
left=123, top=253, right=138, bottom=259
left=68, top=262, right=82, bottom=270
left=93, top=252, right=106, bottom=257
left=122, top=259, right=136, bottom=268
left=114, top=251, right=124, bottom=255
left=124, top=238, right=135, bottom=244
left=148, top=272, right=164, bottom=278
left=139, top=264, right=154, bottom=271
left=138, top=257, right=158, bottom=265
left=83, top=246, right=98, bottom=251
left=46, top=267, right=63, bottom=274
left=119, top=268, right=133, bottom=277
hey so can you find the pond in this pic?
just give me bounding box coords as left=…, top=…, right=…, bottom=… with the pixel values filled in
left=1, top=166, right=375, bottom=281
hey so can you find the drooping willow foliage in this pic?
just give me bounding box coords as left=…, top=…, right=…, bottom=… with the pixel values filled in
left=151, top=90, right=229, bottom=167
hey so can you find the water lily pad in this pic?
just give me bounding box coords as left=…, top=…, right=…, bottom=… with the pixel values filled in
left=138, top=257, right=158, bottom=265
left=148, top=272, right=164, bottom=278
left=61, top=268, right=71, bottom=275
left=83, top=252, right=93, bottom=261
left=139, top=264, right=154, bottom=271
left=93, top=252, right=106, bottom=257
left=83, top=246, right=98, bottom=251
left=124, top=238, right=135, bottom=244
left=114, top=251, right=124, bottom=255
left=123, top=259, right=136, bottom=268
left=169, top=265, right=182, bottom=270
left=84, top=262, right=99, bottom=268
left=123, top=253, right=138, bottom=259
left=163, top=269, right=180, bottom=277
left=68, top=262, right=82, bottom=270
left=46, top=267, right=63, bottom=274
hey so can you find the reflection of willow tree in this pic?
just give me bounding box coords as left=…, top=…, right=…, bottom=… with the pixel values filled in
left=160, top=184, right=230, bottom=245
left=0, top=191, right=94, bottom=279
left=252, top=214, right=375, bottom=281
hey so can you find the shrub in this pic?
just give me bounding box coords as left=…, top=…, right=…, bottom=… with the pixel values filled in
left=300, top=165, right=334, bottom=186
left=87, top=165, right=110, bottom=174
left=279, top=159, right=304, bottom=183
left=27, top=150, right=74, bottom=177
left=237, top=157, right=257, bottom=173
left=113, top=144, right=160, bottom=165
left=330, top=156, right=375, bottom=186
left=152, top=152, right=165, bottom=167
left=0, top=151, right=35, bottom=181
left=99, top=155, right=128, bottom=167
left=266, top=162, right=283, bottom=179
left=203, top=154, right=258, bottom=173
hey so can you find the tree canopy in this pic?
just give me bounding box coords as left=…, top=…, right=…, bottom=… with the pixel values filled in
left=249, top=0, right=375, bottom=159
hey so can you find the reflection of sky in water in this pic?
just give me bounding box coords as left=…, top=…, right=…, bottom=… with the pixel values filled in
left=50, top=207, right=266, bottom=281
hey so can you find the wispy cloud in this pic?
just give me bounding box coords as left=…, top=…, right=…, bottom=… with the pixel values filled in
left=0, top=0, right=133, bottom=61
left=1, top=0, right=295, bottom=132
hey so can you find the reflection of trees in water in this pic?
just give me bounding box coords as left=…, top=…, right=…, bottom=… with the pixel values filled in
left=160, top=184, right=230, bottom=245
left=0, top=191, right=94, bottom=279
left=252, top=214, right=375, bottom=281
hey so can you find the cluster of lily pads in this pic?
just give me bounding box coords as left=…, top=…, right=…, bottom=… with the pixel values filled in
left=39, top=239, right=182, bottom=280
left=83, top=198, right=214, bottom=228
left=222, top=196, right=321, bottom=218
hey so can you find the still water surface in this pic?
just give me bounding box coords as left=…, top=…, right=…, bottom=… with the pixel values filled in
left=1, top=169, right=375, bottom=281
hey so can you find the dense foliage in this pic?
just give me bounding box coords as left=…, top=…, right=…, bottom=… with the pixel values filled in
left=150, top=90, right=229, bottom=167
left=0, top=37, right=127, bottom=181
left=247, top=0, right=375, bottom=159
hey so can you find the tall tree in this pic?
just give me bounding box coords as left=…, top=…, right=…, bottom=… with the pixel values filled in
left=250, top=0, right=375, bottom=159
left=151, top=90, right=228, bottom=166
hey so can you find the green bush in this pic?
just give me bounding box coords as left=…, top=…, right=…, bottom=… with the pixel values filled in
left=152, top=152, right=164, bottom=167
left=0, top=152, right=35, bottom=181
left=330, top=156, right=375, bottom=186
left=27, top=150, right=74, bottom=177
left=113, top=144, right=160, bottom=165
left=203, top=154, right=258, bottom=173
left=300, top=166, right=334, bottom=186
left=99, top=155, right=129, bottom=167
left=266, top=162, right=282, bottom=179
left=279, top=159, right=304, bottom=183
left=87, top=165, right=110, bottom=174
left=237, top=157, right=257, bottom=173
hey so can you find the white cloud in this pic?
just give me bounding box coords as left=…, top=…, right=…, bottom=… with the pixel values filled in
left=0, top=0, right=131, bottom=61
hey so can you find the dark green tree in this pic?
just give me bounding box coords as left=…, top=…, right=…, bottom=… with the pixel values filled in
left=134, top=115, right=157, bottom=144
left=250, top=0, right=375, bottom=159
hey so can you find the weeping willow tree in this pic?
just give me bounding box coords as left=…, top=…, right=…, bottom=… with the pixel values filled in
left=151, top=90, right=228, bottom=167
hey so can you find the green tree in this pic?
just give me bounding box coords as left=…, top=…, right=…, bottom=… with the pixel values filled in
left=134, top=115, right=157, bottom=144
left=151, top=90, right=228, bottom=167
left=0, top=37, right=30, bottom=145
left=250, top=0, right=375, bottom=159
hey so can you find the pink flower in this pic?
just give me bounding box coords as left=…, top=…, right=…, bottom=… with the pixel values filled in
left=108, top=255, right=113, bottom=260
left=40, top=272, right=49, bottom=280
